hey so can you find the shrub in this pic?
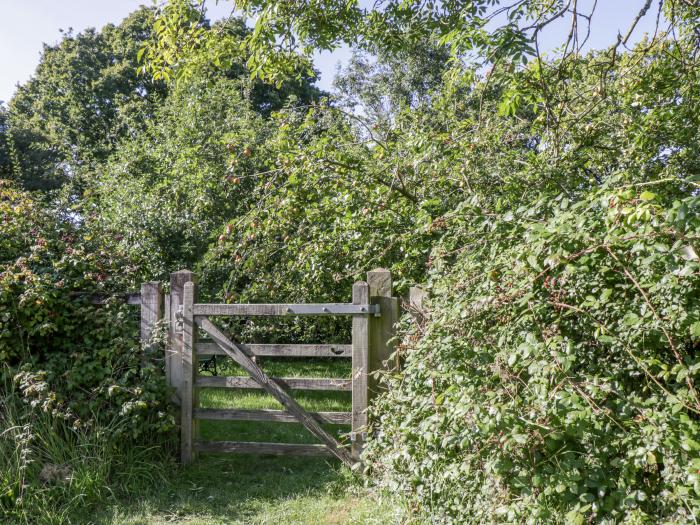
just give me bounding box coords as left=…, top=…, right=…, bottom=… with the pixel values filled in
left=0, top=180, right=175, bottom=522
left=0, top=181, right=172, bottom=436
left=365, top=180, right=700, bottom=523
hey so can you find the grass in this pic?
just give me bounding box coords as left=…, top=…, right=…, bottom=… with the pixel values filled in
left=0, top=388, right=172, bottom=525
left=1, top=357, right=400, bottom=524
left=91, top=356, right=400, bottom=525
left=98, top=454, right=395, bottom=525
left=198, top=357, right=352, bottom=444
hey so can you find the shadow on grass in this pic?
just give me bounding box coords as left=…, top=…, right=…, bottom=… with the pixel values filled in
left=94, top=452, right=364, bottom=525
left=91, top=386, right=380, bottom=524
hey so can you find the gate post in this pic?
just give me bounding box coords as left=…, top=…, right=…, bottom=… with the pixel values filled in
left=168, top=270, right=195, bottom=404
left=367, top=269, right=399, bottom=395
left=351, top=281, right=370, bottom=461
left=140, top=282, right=163, bottom=362
left=181, top=279, right=199, bottom=464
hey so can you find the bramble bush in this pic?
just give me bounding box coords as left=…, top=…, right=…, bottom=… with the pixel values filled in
left=0, top=180, right=172, bottom=435
left=362, top=31, right=700, bottom=523
left=0, top=181, right=174, bottom=523
left=365, top=181, right=700, bottom=523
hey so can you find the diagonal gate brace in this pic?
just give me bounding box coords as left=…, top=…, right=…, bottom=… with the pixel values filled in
left=196, top=316, right=355, bottom=467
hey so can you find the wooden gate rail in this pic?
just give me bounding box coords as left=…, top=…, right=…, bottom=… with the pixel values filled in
left=196, top=376, right=351, bottom=390
left=196, top=441, right=333, bottom=456
left=140, top=268, right=399, bottom=469
left=190, top=313, right=355, bottom=466
left=194, top=408, right=351, bottom=424
left=197, top=342, right=351, bottom=357
left=193, top=303, right=379, bottom=316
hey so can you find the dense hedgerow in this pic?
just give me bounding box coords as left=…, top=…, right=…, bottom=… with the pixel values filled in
left=357, top=27, right=700, bottom=524
left=0, top=181, right=174, bottom=523
left=365, top=181, right=700, bottom=523
left=0, top=181, right=172, bottom=434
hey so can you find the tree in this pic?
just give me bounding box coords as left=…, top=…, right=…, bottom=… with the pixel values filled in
left=8, top=7, right=166, bottom=191
left=8, top=5, right=324, bottom=194
left=333, top=40, right=451, bottom=126
left=144, top=1, right=700, bottom=87
left=0, top=107, right=12, bottom=179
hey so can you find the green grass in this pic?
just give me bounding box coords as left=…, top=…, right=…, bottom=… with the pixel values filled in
left=199, top=357, right=352, bottom=444
left=94, top=357, right=400, bottom=525
left=97, top=454, right=396, bottom=525
left=0, top=388, right=172, bottom=525
left=1, top=358, right=400, bottom=524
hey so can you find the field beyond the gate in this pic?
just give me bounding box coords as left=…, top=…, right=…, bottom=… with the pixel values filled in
left=95, top=357, right=397, bottom=525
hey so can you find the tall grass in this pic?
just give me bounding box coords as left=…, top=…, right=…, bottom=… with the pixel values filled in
left=0, top=386, right=173, bottom=525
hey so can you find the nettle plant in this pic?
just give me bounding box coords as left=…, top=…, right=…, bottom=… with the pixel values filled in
left=366, top=180, right=700, bottom=523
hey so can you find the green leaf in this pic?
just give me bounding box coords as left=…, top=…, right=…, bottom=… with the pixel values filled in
left=691, top=321, right=700, bottom=341
left=527, top=255, right=541, bottom=271
left=435, top=392, right=445, bottom=406
left=681, top=437, right=700, bottom=451
left=639, top=191, right=656, bottom=201
left=646, top=451, right=657, bottom=465
left=622, top=313, right=640, bottom=326
left=680, top=245, right=699, bottom=261
left=512, top=433, right=528, bottom=444
left=565, top=509, right=585, bottom=525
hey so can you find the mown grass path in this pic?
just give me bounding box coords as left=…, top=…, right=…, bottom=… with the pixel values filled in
left=96, top=358, right=397, bottom=524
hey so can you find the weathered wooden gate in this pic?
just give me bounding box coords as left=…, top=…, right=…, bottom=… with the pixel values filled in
left=140, top=268, right=399, bottom=466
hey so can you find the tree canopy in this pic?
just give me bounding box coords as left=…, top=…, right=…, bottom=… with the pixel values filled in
left=1, top=1, right=699, bottom=522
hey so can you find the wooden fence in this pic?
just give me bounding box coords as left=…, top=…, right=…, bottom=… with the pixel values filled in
left=138, top=268, right=400, bottom=467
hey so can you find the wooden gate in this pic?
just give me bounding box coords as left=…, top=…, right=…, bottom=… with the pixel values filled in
left=140, top=269, right=399, bottom=467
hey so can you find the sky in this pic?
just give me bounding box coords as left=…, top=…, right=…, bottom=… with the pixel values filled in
left=0, top=1, right=664, bottom=104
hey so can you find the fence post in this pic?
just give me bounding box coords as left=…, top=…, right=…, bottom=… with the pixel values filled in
left=409, top=285, right=428, bottom=323
left=367, top=269, right=399, bottom=395
left=181, top=280, right=198, bottom=464
left=140, top=282, right=163, bottom=360
left=169, top=270, right=195, bottom=404
left=351, top=281, right=370, bottom=461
